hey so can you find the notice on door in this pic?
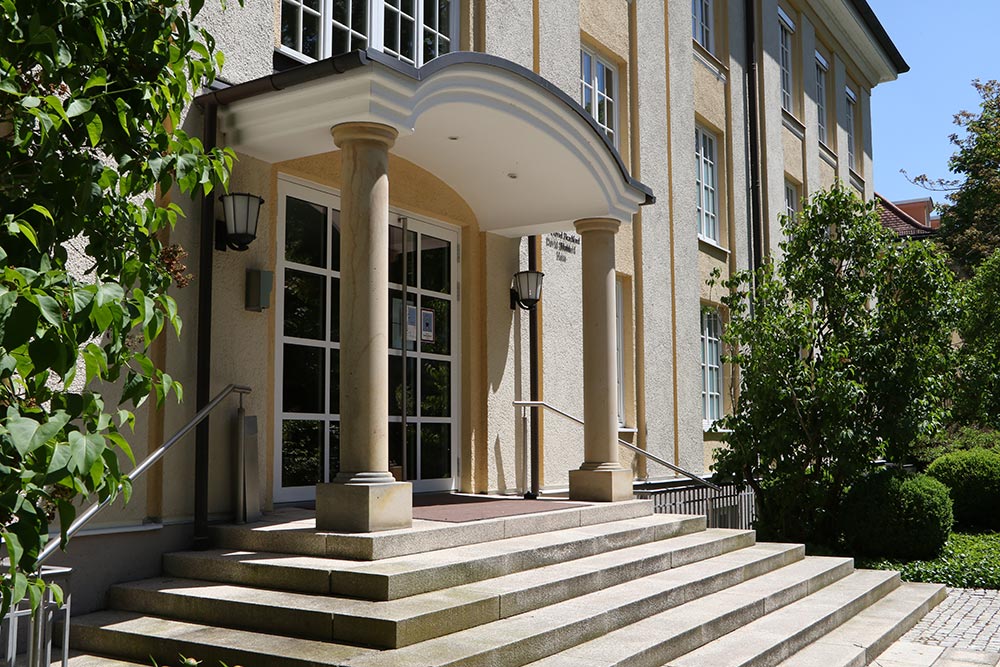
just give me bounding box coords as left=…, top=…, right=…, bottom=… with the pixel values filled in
left=407, top=305, right=418, bottom=342
left=421, top=308, right=435, bottom=343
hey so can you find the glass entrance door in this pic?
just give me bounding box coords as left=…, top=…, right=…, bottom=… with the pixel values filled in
left=275, top=178, right=460, bottom=502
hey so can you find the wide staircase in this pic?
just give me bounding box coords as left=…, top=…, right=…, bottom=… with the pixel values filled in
left=66, top=499, right=944, bottom=667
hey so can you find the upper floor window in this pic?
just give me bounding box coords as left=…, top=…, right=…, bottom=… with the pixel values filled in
left=692, top=0, right=713, bottom=53
left=784, top=180, right=798, bottom=220
left=279, top=0, right=456, bottom=67
left=580, top=47, right=618, bottom=145
left=696, top=125, right=719, bottom=242
left=846, top=87, right=858, bottom=170
left=778, top=8, right=795, bottom=114
left=815, top=52, right=829, bottom=144
left=701, top=309, right=723, bottom=428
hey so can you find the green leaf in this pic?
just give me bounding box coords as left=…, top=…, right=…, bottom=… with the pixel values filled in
left=95, top=283, right=124, bottom=308
left=44, top=95, right=69, bottom=124
left=83, top=71, right=107, bottom=92
left=21, top=96, right=41, bottom=109
left=3, top=532, right=24, bottom=569
left=66, top=98, right=92, bottom=119
left=36, top=294, right=62, bottom=325
left=86, top=114, right=103, bottom=147
left=15, top=222, right=38, bottom=250
left=7, top=416, right=40, bottom=456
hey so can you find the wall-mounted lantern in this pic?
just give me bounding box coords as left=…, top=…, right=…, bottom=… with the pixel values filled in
left=510, top=270, right=545, bottom=311
left=216, top=192, right=264, bottom=252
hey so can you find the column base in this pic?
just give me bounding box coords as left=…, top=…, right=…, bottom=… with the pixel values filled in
left=568, top=467, right=634, bottom=502
left=316, top=480, right=413, bottom=533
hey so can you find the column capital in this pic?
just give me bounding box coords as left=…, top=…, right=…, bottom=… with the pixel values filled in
left=331, top=122, right=398, bottom=149
left=573, top=218, right=621, bottom=235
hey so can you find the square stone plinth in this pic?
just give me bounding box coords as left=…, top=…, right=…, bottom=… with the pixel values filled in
left=568, top=468, right=634, bottom=502
left=316, top=481, right=413, bottom=533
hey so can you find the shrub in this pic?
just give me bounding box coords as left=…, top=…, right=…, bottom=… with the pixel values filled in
left=860, top=532, right=1000, bottom=589
left=911, top=426, right=1000, bottom=469
left=840, top=470, right=953, bottom=560
left=928, top=448, right=1000, bottom=529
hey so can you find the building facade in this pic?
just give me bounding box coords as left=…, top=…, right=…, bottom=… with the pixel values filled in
left=51, top=0, right=907, bottom=609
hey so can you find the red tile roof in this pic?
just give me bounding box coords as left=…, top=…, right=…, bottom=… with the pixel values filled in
left=876, top=193, right=935, bottom=239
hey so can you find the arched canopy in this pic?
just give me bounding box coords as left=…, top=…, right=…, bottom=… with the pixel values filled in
left=201, top=50, right=653, bottom=237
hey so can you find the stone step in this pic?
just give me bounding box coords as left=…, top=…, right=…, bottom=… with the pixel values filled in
left=68, top=611, right=376, bottom=667
left=111, top=531, right=780, bottom=649
left=15, top=652, right=148, bottom=667
left=165, top=512, right=707, bottom=601
left=777, top=582, right=947, bottom=667
left=210, top=499, right=656, bottom=560
left=664, top=568, right=902, bottom=667
left=335, top=552, right=854, bottom=666
left=525, top=555, right=855, bottom=667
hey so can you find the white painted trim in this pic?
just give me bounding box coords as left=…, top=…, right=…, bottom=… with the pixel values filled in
left=273, top=174, right=462, bottom=501
left=815, top=50, right=829, bottom=71
left=778, top=6, right=796, bottom=32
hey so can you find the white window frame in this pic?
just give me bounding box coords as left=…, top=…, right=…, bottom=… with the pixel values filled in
left=815, top=52, right=829, bottom=145
left=701, top=309, right=723, bottom=429
left=784, top=180, right=798, bottom=220
left=846, top=87, right=858, bottom=171
left=696, top=125, right=720, bottom=242
left=692, top=0, right=714, bottom=53
left=580, top=46, right=619, bottom=146
left=278, top=0, right=459, bottom=67
left=778, top=9, right=795, bottom=114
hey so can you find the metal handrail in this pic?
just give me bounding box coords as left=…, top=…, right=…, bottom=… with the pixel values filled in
left=35, top=383, right=252, bottom=568
left=513, top=400, right=721, bottom=492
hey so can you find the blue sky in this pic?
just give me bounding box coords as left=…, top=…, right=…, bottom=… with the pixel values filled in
left=868, top=0, right=1000, bottom=204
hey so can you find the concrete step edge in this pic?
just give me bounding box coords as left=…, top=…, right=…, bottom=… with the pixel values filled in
left=663, top=568, right=902, bottom=667
left=334, top=555, right=852, bottom=667
left=211, top=499, right=661, bottom=560
left=776, top=581, right=948, bottom=667
left=524, top=555, right=856, bottom=667
left=113, top=537, right=789, bottom=649
left=166, top=514, right=716, bottom=600
left=68, top=610, right=374, bottom=667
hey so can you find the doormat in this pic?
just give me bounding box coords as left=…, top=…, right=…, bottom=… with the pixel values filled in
left=412, top=494, right=584, bottom=523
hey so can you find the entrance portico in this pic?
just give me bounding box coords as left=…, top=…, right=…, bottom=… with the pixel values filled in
left=202, top=49, right=653, bottom=531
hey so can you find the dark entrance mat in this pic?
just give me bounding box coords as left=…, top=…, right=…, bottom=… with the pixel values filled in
left=411, top=493, right=585, bottom=523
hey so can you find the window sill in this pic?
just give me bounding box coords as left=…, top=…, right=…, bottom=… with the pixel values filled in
left=819, top=141, right=838, bottom=168
left=849, top=168, right=865, bottom=193
left=618, top=426, right=638, bottom=434
left=781, top=109, right=806, bottom=139
left=692, top=41, right=728, bottom=82
left=698, top=235, right=730, bottom=255
left=275, top=45, right=315, bottom=65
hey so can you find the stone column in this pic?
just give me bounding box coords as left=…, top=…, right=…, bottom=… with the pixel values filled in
left=569, top=218, right=634, bottom=502
left=316, top=122, right=412, bottom=532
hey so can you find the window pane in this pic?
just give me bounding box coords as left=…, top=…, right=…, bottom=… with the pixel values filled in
left=439, top=0, right=450, bottom=36
left=285, top=197, right=327, bottom=267
left=334, top=0, right=348, bottom=23
left=283, top=269, right=326, bottom=340
left=282, top=420, right=322, bottom=487
left=420, top=234, right=451, bottom=293
left=384, top=9, right=399, bottom=53
left=389, top=355, right=418, bottom=416
left=352, top=0, right=368, bottom=33
left=283, top=344, right=324, bottom=413
left=421, top=359, right=450, bottom=417
left=421, top=423, right=451, bottom=479
left=329, top=349, right=340, bottom=414
left=302, top=10, right=320, bottom=59
left=328, top=421, right=340, bottom=478
left=389, top=226, right=417, bottom=286
left=424, top=0, right=437, bottom=28
left=329, top=277, right=340, bottom=342
left=388, top=422, right=417, bottom=481
left=281, top=2, right=299, bottom=50
left=334, top=25, right=351, bottom=55
left=420, top=296, right=450, bottom=355
left=389, top=289, right=417, bottom=351
left=400, top=14, right=415, bottom=60
left=424, top=30, right=436, bottom=64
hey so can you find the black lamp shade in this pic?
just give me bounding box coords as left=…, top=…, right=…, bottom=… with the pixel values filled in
left=512, top=270, right=544, bottom=309
left=221, top=193, right=264, bottom=251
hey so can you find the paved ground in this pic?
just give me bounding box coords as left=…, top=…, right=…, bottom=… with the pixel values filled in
left=878, top=588, right=1000, bottom=666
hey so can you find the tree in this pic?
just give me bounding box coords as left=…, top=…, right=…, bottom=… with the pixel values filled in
left=955, top=248, right=1000, bottom=429
left=910, top=80, right=1000, bottom=276
left=711, top=185, right=958, bottom=549
left=0, top=0, right=234, bottom=617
